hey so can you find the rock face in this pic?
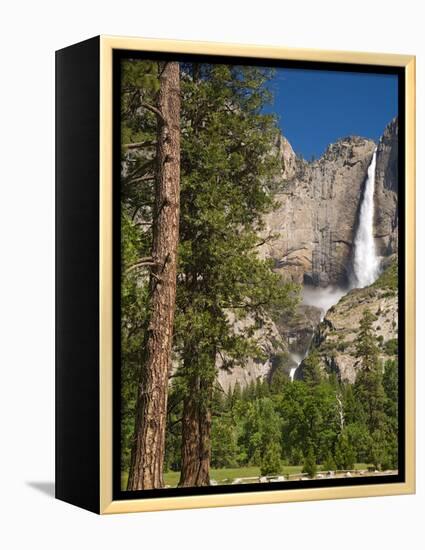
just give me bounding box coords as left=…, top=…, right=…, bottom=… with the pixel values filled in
left=218, top=119, right=399, bottom=390
left=374, top=117, right=399, bottom=256
left=299, top=265, right=398, bottom=383
left=262, top=137, right=375, bottom=286
left=216, top=315, right=285, bottom=393
left=217, top=356, right=272, bottom=393
left=261, top=119, right=399, bottom=287
left=276, top=304, right=322, bottom=356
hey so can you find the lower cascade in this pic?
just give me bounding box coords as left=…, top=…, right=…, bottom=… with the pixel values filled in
left=289, top=352, right=304, bottom=381
left=350, top=148, right=380, bottom=288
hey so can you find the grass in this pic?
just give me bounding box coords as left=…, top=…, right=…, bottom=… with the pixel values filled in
left=121, top=463, right=373, bottom=489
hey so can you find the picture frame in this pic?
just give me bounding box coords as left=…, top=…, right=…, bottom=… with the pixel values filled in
left=56, top=35, right=415, bottom=514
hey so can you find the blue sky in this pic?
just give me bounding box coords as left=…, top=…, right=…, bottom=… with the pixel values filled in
left=265, top=69, right=398, bottom=160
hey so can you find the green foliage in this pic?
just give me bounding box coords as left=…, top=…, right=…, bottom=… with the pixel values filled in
left=342, top=383, right=363, bottom=425
left=383, top=338, right=398, bottom=356
left=350, top=312, right=398, bottom=469
left=211, top=413, right=239, bottom=469
left=354, top=367, right=386, bottom=431
left=120, top=210, right=151, bottom=471
left=239, top=398, right=282, bottom=466
left=156, top=344, right=398, bottom=477
left=261, top=442, right=282, bottom=476
left=355, top=309, right=379, bottom=371
left=271, top=351, right=292, bottom=371
left=372, top=260, right=398, bottom=291
left=344, top=423, right=372, bottom=464
left=383, top=359, right=398, bottom=418
left=122, top=60, right=160, bottom=93
left=174, top=63, right=300, bottom=391
left=335, top=431, right=356, bottom=470
left=229, top=381, right=242, bottom=407
left=323, top=451, right=337, bottom=471
left=159, top=351, right=398, bottom=477
left=303, top=447, right=317, bottom=478
left=336, top=340, right=349, bottom=352
left=301, top=349, right=322, bottom=386
left=269, top=353, right=290, bottom=394
left=278, top=379, right=341, bottom=465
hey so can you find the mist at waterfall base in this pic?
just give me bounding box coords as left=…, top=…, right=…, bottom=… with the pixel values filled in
left=301, top=286, right=348, bottom=320
left=289, top=149, right=381, bottom=381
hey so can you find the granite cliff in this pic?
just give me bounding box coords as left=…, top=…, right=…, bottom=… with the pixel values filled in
left=374, top=117, right=399, bottom=257
left=218, top=118, right=399, bottom=390
left=260, top=118, right=398, bottom=287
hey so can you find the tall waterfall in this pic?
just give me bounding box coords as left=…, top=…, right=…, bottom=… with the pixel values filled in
left=350, top=148, right=380, bottom=288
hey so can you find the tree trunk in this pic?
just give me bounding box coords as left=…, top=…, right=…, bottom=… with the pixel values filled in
left=179, top=373, right=212, bottom=487
left=197, top=380, right=212, bottom=485
left=179, top=376, right=201, bottom=486
left=127, top=62, right=180, bottom=490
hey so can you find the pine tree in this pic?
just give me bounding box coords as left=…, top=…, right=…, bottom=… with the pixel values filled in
left=127, top=61, right=181, bottom=490
left=303, top=447, right=317, bottom=478
left=238, top=398, right=282, bottom=468
left=335, top=431, right=356, bottom=470
left=323, top=451, right=337, bottom=471
left=232, top=381, right=242, bottom=403
left=383, top=359, right=398, bottom=420
left=301, top=348, right=322, bottom=386
left=120, top=60, right=161, bottom=479
left=211, top=413, right=238, bottom=469
left=175, top=63, right=298, bottom=486
left=355, top=309, right=379, bottom=371
left=354, top=309, right=386, bottom=434
left=371, top=428, right=390, bottom=470
left=261, top=442, right=282, bottom=476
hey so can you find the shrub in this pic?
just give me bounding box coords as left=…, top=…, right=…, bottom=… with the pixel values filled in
left=373, top=261, right=397, bottom=291
left=303, top=447, right=317, bottom=478
left=323, top=451, right=337, bottom=471
left=260, top=442, right=282, bottom=476
left=383, top=338, right=398, bottom=356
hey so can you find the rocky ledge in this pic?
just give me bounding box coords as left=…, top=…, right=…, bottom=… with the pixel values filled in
left=297, top=261, right=398, bottom=383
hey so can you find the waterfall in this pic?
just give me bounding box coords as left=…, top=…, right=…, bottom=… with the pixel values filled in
left=289, top=346, right=312, bottom=382
left=350, top=148, right=380, bottom=288
left=289, top=352, right=304, bottom=381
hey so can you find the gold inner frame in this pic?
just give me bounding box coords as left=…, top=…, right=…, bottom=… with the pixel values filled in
left=99, top=36, right=416, bottom=514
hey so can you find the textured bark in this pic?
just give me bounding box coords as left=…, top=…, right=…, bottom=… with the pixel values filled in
left=179, top=375, right=212, bottom=487
left=178, top=377, right=200, bottom=487
left=127, top=62, right=180, bottom=490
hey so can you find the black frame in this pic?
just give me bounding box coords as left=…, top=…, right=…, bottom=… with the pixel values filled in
left=112, top=49, right=406, bottom=502
left=56, top=36, right=101, bottom=513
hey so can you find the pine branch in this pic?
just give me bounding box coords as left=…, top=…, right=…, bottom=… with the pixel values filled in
left=125, top=257, right=157, bottom=274
left=256, top=231, right=276, bottom=247
left=140, top=101, right=164, bottom=122
left=123, top=140, right=156, bottom=150
left=131, top=202, right=155, bottom=221
left=127, top=175, right=155, bottom=185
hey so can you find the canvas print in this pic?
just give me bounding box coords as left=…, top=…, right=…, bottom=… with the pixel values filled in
left=117, top=56, right=400, bottom=493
